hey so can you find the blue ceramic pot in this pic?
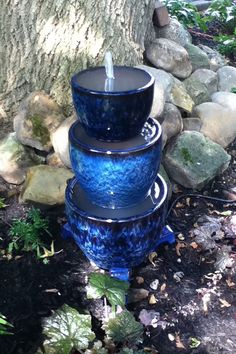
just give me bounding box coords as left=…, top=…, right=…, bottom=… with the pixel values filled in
left=71, top=66, right=154, bottom=141
left=65, top=175, right=168, bottom=270
left=69, top=117, right=162, bottom=208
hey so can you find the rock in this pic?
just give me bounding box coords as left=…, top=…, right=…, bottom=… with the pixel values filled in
left=20, top=165, right=73, bottom=206
left=183, top=76, right=210, bottom=105
left=212, top=91, right=236, bottom=111
left=169, top=80, right=194, bottom=112
left=161, top=103, right=183, bottom=145
left=14, top=91, right=66, bottom=151
left=128, top=288, right=149, bottom=303
left=190, top=69, right=218, bottom=95
left=193, top=102, right=236, bottom=148
left=198, top=44, right=228, bottom=71
left=46, top=152, right=65, bottom=167
left=153, top=0, right=170, bottom=27
left=159, top=164, right=172, bottom=200
left=185, top=43, right=210, bottom=71
left=51, top=115, right=76, bottom=167
left=163, top=131, right=231, bottom=190
left=155, top=18, right=192, bottom=46
left=145, top=39, right=192, bottom=79
left=183, top=118, right=202, bottom=132
left=187, top=0, right=212, bottom=11
left=217, top=66, right=236, bottom=92
left=0, top=133, right=44, bottom=184
left=136, top=65, right=174, bottom=101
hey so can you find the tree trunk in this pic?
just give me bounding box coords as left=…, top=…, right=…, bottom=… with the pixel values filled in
left=0, top=0, right=155, bottom=115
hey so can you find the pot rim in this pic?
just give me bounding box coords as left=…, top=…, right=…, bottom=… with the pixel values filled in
left=65, top=174, right=167, bottom=223
left=69, top=117, right=162, bottom=155
left=71, top=66, right=155, bottom=96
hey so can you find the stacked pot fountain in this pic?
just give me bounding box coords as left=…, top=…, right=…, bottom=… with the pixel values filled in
left=63, top=54, right=175, bottom=280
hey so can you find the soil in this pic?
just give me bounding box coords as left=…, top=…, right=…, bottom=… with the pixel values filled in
left=0, top=24, right=236, bottom=354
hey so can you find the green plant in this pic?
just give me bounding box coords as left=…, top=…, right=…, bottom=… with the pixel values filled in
left=0, top=314, right=13, bottom=335
left=206, top=0, right=236, bottom=33
left=87, top=273, right=129, bottom=319
left=8, top=208, right=52, bottom=260
left=164, top=0, right=208, bottom=31
left=215, top=28, right=236, bottom=56
left=37, top=304, right=95, bottom=354
left=103, top=310, right=143, bottom=345
left=0, top=197, right=7, bottom=209
left=231, top=87, right=236, bottom=93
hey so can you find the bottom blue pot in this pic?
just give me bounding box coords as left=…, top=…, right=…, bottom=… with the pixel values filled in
left=65, top=175, right=168, bottom=270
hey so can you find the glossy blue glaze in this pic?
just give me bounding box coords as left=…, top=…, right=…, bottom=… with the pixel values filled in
left=71, top=66, right=154, bottom=141
left=65, top=175, right=168, bottom=270
left=69, top=118, right=162, bottom=208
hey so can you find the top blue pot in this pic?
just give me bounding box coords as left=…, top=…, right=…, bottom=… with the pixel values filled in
left=71, top=66, right=154, bottom=141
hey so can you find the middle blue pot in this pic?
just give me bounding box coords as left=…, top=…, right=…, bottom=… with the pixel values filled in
left=69, top=117, right=162, bottom=209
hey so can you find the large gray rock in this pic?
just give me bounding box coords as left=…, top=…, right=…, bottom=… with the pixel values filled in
left=183, top=117, right=202, bottom=132
left=212, top=91, right=236, bottom=111
left=169, top=79, right=194, bottom=112
left=183, top=76, right=210, bottom=105
left=20, top=165, right=73, bottom=206
left=155, top=18, right=192, bottom=47
left=136, top=65, right=174, bottom=100
left=198, top=44, right=228, bottom=71
left=163, top=131, right=231, bottom=190
left=145, top=38, right=192, bottom=79
left=0, top=133, right=44, bottom=184
left=193, top=102, right=236, bottom=148
left=51, top=114, right=76, bottom=168
left=160, top=103, right=183, bottom=146
left=217, top=66, right=236, bottom=92
left=185, top=43, right=210, bottom=71
left=190, top=69, right=218, bottom=95
left=14, top=91, right=66, bottom=151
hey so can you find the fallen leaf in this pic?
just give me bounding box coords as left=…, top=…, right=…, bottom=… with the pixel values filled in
left=139, top=309, right=160, bottom=327
left=219, top=298, right=231, bottom=308
left=175, top=333, right=186, bottom=349
left=149, top=294, right=157, bottom=304
left=186, top=197, right=191, bottom=207
left=176, top=241, right=186, bottom=256
left=44, top=288, right=59, bottom=293
left=149, top=252, right=157, bottom=266
left=177, top=233, right=185, bottom=241
left=190, top=242, right=199, bottom=249
left=176, top=202, right=185, bottom=209
left=160, top=283, right=166, bottom=292
left=226, top=279, right=235, bottom=287
left=136, top=276, right=144, bottom=284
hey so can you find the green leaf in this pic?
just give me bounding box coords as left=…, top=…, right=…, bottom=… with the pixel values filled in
left=0, top=314, right=13, bottom=335
left=0, top=198, right=7, bottom=209
left=189, top=337, right=201, bottom=348
left=104, top=310, right=143, bottom=344
left=87, top=273, right=129, bottom=307
left=40, top=304, right=95, bottom=354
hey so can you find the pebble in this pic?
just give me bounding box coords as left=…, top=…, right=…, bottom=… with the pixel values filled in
left=150, top=279, right=159, bottom=290
left=173, top=271, right=184, bottom=282
left=168, top=333, right=175, bottom=341
left=177, top=258, right=182, bottom=263
left=177, top=233, right=185, bottom=241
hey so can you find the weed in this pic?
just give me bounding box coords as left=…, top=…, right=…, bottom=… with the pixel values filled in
left=8, top=208, right=52, bottom=261
left=0, top=314, right=13, bottom=335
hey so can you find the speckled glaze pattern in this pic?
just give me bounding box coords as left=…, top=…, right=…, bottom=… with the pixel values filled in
left=71, top=73, right=154, bottom=141
left=70, top=137, right=162, bottom=209
left=65, top=179, right=168, bottom=270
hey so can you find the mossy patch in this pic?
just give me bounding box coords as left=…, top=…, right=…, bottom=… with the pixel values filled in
left=181, top=147, right=194, bottom=165
left=30, top=115, right=50, bottom=146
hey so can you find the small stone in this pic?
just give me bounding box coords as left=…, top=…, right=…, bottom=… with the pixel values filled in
left=153, top=0, right=170, bottom=27
left=150, top=279, right=159, bottom=290
left=173, top=271, right=184, bottom=282
left=128, top=288, right=149, bottom=303
left=177, top=258, right=182, bottom=263
left=168, top=333, right=175, bottom=341
left=136, top=276, right=144, bottom=284
left=177, top=233, right=185, bottom=241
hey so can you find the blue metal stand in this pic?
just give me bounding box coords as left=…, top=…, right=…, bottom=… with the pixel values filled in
left=62, top=223, right=175, bottom=282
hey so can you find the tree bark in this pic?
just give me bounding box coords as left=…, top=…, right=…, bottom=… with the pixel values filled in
left=0, top=0, right=155, bottom=115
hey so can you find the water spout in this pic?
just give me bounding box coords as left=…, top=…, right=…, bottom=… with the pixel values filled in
left=104, top=51, right=115, bottom=92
